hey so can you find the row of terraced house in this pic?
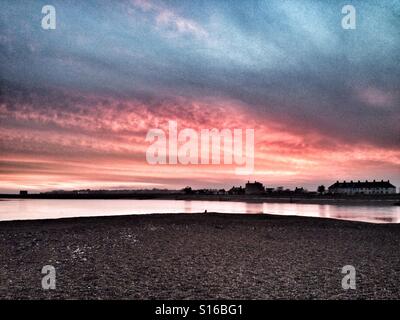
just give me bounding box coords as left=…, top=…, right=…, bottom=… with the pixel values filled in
left=328, top=180, right=396, bottom=195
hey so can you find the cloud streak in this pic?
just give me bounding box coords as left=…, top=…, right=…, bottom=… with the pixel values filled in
left=132, top=0, right=208, bottom=38
left=1, top=83, right=399, bottom=192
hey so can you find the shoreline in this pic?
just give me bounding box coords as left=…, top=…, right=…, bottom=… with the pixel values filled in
left=0, top=213, right=399, bottom=299
left=1, top=194, right=399, bottom=206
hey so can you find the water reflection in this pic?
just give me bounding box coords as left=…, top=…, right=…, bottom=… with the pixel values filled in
left=0, top=199, right=399, bottom=223
left=245, top=202, right=264, bottom=214
left=318, top=205, right=329, bottom=218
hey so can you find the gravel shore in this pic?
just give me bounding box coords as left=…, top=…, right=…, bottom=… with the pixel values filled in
left=0, top=213, right=399, bottom=299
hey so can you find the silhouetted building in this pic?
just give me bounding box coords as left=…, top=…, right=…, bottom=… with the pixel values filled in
left=265, top=187, right=275, bottom=194
left=245, top=181, right=265, bottom=195
left=218, top=189, right=226, bottom=195
left=294, top=187, right=306, bottom=194
left=19, top=190, right=28, bottom=196
left=228, top=186, right=245, bottom=195
left=328, top=180, right=396, bottom=195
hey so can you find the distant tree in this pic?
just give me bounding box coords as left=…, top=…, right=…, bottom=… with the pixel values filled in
left=183, top=186, right=193, bottom=194
left=317, top=185, right=326, bottom=194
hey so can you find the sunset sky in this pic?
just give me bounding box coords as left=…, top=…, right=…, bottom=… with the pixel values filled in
left=0, top=0, right=399, bottom=193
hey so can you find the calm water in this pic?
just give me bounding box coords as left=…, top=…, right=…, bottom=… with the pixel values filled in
left=0, top=199, right=399, bottom=223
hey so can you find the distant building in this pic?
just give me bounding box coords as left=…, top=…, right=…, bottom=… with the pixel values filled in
left=245, top=181, right=265, bottom=195
left=294, top=187, right=306, bottom=194
left=228, top=186, right=245, bottom=195
left=19, top=190, right=28, bottom=196
left=217, top=189, right=226, bottom=195
left=265, top=187, right=275, bottom=194
left=328, top=180, right=396, bottom=195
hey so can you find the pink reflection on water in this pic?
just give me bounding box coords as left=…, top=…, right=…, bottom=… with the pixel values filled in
left=0, top=199, right=399, bottom=223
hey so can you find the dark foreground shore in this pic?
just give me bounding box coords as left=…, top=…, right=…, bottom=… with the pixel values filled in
left=0, top=213, right=399, bottom=299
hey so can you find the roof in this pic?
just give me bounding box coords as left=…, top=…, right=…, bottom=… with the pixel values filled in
left=328, top=180, right=396, bottom=189
left=245, top=181, right=263, bottom=186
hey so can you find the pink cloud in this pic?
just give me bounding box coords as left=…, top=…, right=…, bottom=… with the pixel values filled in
left=1, top=88, right=399, bottom=192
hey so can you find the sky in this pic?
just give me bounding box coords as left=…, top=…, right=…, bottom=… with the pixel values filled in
left=0, top=0, right=399, bottom=193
